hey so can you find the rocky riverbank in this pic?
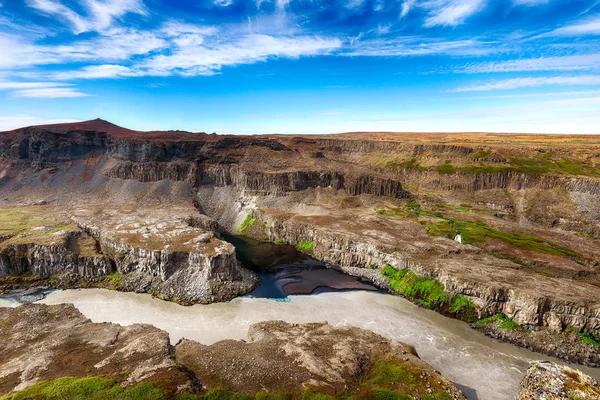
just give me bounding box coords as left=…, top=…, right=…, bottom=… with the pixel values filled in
left=518, top=361, right=600, bottom=399
left=0, top=303, right=466, bottom=399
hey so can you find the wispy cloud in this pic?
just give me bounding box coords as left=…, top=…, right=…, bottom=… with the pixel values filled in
left=455, top=53, right=600, bottom=73
left=12, top=87, right=90, bottom=98
left=348, top=37, right=497, bottom=56
left=400, top=0, right=415, bottom=18
left=512, top=0, right=550, bottom=6
left=548, top=15, right=600, bottom=36
left=421, top=0, right=487, bottom=27
left=450, top=75, right=600, bottom=91
left=0, top=81, right=89, bottom=98
left=26, top=0, right=147, bottom=33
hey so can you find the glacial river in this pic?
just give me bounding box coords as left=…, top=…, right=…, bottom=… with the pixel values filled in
left=1, top=237, right=599, bottom=400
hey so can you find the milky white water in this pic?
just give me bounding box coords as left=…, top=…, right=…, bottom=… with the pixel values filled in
left=20, top=288, right=597, bottom=400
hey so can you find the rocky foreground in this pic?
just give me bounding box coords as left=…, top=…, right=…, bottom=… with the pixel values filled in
left=0, top=303, right=465, bottom=399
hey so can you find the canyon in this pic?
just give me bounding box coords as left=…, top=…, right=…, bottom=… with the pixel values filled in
left=1, top=119, right=600, bottom=398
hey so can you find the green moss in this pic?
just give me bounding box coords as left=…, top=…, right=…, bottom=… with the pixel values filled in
left=104, top=272, right=124, bottom=286
left=0, top=376, right=166, bottom=400
left=475, top=314, right=525, bottom=331
left=273, top=239, right=284, bottom=245
left=296, top=241, right=314, bottom=253
left=423, top=216, right=579, bottom=260
left=423, top=220, right=456, bottom=239
left=303, top=388, right=336, bottom=400
left=376, top=209, right=387, bottom=215
left=472, top=150, right=491, bottom=159
left=490, top=252, right=527, bottom=266
left=368, top=359, right=412, bottom=386
left=254, top=393, right=291, bottom=400
left=368, top=388, right=410, bottom=400
left=384, top=158, right=427, bottom=171
left=574, top=329, right=600, bottom=348
left=382, top=265, right=478, bottom=322
left=239, top=216, right=257, bottom=233
left=436, top=160, right=456, bottom=174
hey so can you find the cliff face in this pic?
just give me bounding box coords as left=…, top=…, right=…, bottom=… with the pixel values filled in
left=0, top=206, right=258, bottom=304
left=0, top=231, right=112, bottom=278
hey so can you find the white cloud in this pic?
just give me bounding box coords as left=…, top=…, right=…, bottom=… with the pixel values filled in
left=549, top=15, right=600, bottom=36
left=450, top=75, right=600, bottom=91
left=513, top=0, right=549, bottom=6
left=12, top=87, right=90, bottom=98
left=456, top=54, right=600, bottom=73
left=137, top=33, right=341, bottom=76
left=400, top=0, right=415, bottom=18
left=421, top=0, right=487, bottom=27
left=348, top=37, right=496, bottom=56
left=26, top=0, right=90, bottom=33
left=52, top=64, right=137, bottom=79
left=0, top=81, right=88, bottom=98
left=0, top=30, right=167, bottom=70
left=26, top=0, right=147, bottom=33
left=213, top=0, right=233, bottom=6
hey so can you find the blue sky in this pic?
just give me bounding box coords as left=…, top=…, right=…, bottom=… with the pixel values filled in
left=0, top=0, right=599, bottom=134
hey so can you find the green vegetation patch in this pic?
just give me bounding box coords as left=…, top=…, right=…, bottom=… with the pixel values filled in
left=0, top=207, right=79, bottom=249
left=382, top=265, right=478, bottom=322
left=574, top=329, right=600, bottom=348
left=436, top=160, right=456, bottom=174
left=0, top=376, right=165, bottom=400
left=475, top=314, right=525, bottom=331
left=239, top=216, right=258, bottom=233
left=472, top=150, right=491, bottom=159
left=434, top=218, right=578, bottom=259
left=384, top=158, right=428, bottom=171
left=103, top=272, right=125, bottom=287
left=296, top=241, right=314, bottom=253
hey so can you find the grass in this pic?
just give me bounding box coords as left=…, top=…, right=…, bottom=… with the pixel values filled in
left=0, top=207, right=79, bottom=249
left=379, top=200, right=581, bottom=263
left=423, top=216, right=579, bottom=260
left=384, top=153, right=600, bottom=178
left=239, top=216, right=257, bottom=233
left=103, top=272, right=124, bottom=286
left=384, top=158, right=428, bottom=171
left=475, top=314, right=523, bottom=331
left=382, top=265, right=478, bottom=322
left=436, top=160, right=456, bottom=174
left=0, top=377, right=165, bottom=400
left=574, top=329, right=600, bottom=348
left=472, top=150, right=491, bottom=159
left=273, top=239, right=284, bottom=245
left=296, top=241, right=314, bottom=253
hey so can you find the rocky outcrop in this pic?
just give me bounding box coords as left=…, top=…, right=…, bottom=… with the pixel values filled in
left=73, top=219, right=258, bottom=304
left=0, top=231, right=112, bottom=279
left=0, top=303, right=191, bottom=395
left=518, top=361, right=600, bottom=399
left=0, top=303, right=467, bottom=399
left=178, top=320, right=466, bottom=399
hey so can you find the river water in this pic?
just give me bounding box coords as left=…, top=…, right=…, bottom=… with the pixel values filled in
left=1, top=237, right=599, bottom=400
